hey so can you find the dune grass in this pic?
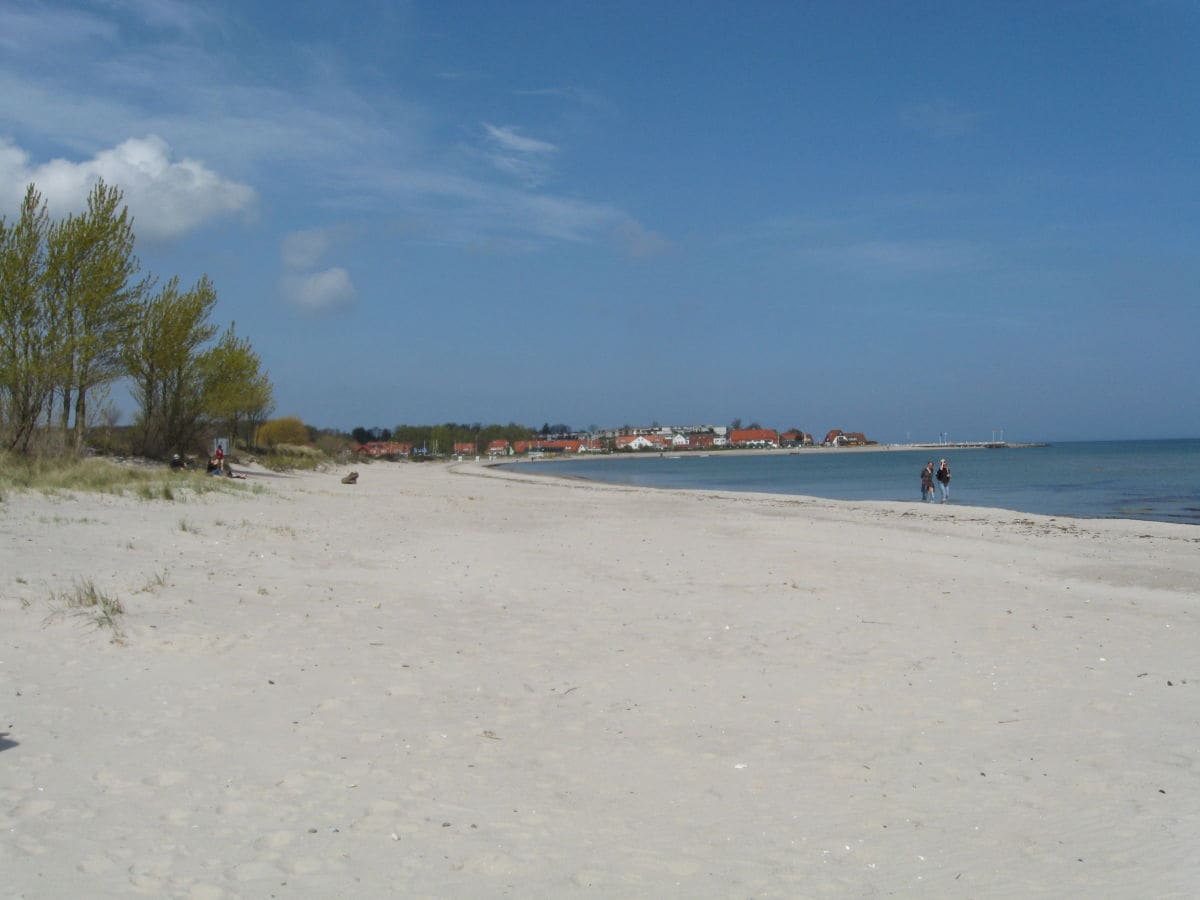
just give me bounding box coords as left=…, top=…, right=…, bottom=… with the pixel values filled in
left=0, top=452, right=255, bottom=501
left=260, top=443, right=325, bottom=472
left=47, top=578, right=126, bottom=641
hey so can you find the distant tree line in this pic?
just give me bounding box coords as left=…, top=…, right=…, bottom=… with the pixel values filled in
left=0, top=182, right=273, bottom=457
left=351, top=422, right=543, bottom=452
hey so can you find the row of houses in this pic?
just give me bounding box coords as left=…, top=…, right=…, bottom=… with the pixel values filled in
left=354, top=428, right=871, bottom=459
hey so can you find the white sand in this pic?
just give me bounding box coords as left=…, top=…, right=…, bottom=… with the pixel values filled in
left=2, top=460, right=1198, bottom=898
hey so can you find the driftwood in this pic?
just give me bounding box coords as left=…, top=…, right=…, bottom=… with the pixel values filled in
left=341, top=471, right=359, bottom=485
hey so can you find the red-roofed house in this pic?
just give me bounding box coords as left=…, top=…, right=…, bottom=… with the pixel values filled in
left=616, top=434, right=657, bottom=450
left=823, top=429, right=870, bottom=446
left=780, top=430, right=813, bottom=446
left=729, top=428, right=779, bottom=448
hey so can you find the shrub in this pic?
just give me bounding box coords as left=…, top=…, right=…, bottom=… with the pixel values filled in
left=256, top=416, right=309, bottom=448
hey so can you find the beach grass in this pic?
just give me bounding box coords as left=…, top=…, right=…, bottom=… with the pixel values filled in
left=0, top=452, right=253, bottom=500
left=260, top=443, right=325, bottom=472
left=47, top=578, right=126, bottom=641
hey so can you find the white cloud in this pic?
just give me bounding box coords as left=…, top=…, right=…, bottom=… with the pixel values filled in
left=481, top=123, right=558, bottom=187
left=0, top=135, right=255, bottom=239
left=281, top=268, right=356, bottom=314
left=281, top=229, right=334, bottom=271
left=483, top=123, right=557, bottom=156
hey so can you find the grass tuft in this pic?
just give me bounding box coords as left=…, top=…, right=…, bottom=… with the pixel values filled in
left=47, top=578, right=126, bottom=641
left=141, top=570, right=168, bottom=592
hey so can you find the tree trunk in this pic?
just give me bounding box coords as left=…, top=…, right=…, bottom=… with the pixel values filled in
left=59, top=386, right=72, bottom=435
left=73, top=386, right=87, bottom=454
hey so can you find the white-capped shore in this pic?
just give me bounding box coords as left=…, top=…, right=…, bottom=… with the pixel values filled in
left=2, top=459, right=1198, bottom=898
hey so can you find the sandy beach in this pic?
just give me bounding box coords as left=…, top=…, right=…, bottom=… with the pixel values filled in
left=2, top=460, right=1198, bottom=898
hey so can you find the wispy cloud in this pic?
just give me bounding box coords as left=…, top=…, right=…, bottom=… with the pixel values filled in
left=612, top=218, right=672, bottom=258
left=280, top=269, right=356, bottom=315
left=280, top=226, right=356, bottom=271
left=899, top=99, right=982, bottom=138
left=483, top=123, right=557, bottom=156
left=480, top=123, right=558, bottom=187
left=0, top=2, right=660, bottom=261
left=808, top=238, right=986, bottom=274
left=279, top=226, right=356, bottom=315
left=0, top=5, right=116, bottom=53
left=99, top=0, right=217, bottom=33
left=0, top=135, right=254, bottom=239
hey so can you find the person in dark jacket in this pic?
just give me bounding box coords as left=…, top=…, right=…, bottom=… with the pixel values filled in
left=921, top=461, right=936, bottom=502
left=936, top=458, right=951, bottom=503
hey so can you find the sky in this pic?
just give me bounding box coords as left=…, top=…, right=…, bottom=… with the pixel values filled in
left=1, top=0, right=1197, bottom=443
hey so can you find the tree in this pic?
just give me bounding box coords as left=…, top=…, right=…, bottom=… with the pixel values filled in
left=124, top=275, right=218, bottom=456
left=200, top=322, right=274, bottom=448
left=44, top=180, right=143, bottom=453
left=256, top=416, right=308, bottom=447
left=0, top=186, right=53, bottom=453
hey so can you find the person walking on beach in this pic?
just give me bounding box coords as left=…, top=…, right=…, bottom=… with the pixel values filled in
left=920, top=461, right=936, bottom=502
left=936, top=458, right=951, bottom=503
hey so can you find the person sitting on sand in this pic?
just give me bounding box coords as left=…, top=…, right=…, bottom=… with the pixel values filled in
left=936, top=458, right=951, bottom=503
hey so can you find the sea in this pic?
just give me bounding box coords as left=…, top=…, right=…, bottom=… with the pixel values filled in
left=503, top=439, right=1200, bottom=525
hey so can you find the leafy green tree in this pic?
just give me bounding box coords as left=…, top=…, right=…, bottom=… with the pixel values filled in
left=44, top=180, right=143, bottom=453
left=124, top=275, right=218, bottom=456
left=256, top=416, right=308, bottom=447
left=0, top=186, right=53, bottom=453
left=201, top=322, right=274, bottom=448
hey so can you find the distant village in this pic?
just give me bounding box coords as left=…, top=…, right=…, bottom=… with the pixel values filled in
left=354, top=426, right=875, bottom=459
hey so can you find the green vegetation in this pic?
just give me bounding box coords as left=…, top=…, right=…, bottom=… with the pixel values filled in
left=0, top=451, right=252, bottom=500
left=48, top=578, right=125, bottom=641
left=261, top=442, right=324, bottom=472
left=1, top=181, right=274, bottom=461
left=257, top=416, right=310, bottom=448
left=356, top=422, right=537, bottom=453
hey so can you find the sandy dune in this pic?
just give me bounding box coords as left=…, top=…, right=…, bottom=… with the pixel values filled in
left=2, top=460, right=1198, bottom=898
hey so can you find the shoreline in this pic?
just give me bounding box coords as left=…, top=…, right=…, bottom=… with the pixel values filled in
left=3, top=461, right=1198, bottom=896
left=488, top=445, right=1196, bottom=527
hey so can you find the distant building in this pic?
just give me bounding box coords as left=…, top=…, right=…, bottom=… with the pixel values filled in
left=616, top=434, right=664, bottom=451
left=356, top=441, right=413, bottom=458
left=823, top=429, right=871, bottom=446
left=780, top=430, right=814, bottom=447
left=729, top=428, right=780, bottom=448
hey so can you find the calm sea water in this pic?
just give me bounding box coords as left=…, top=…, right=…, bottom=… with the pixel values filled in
left=505, top=440, right=1200, bottom=525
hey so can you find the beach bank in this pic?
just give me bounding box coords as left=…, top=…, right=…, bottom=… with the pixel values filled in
left=2, top=460, right=1197, bottom=897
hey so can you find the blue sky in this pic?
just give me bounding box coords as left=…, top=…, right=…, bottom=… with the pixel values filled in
left=2, top=1, right=1197, bottom=442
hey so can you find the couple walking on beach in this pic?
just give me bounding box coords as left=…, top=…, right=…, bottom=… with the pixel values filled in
left=921, top=459, right=951, bottom=503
